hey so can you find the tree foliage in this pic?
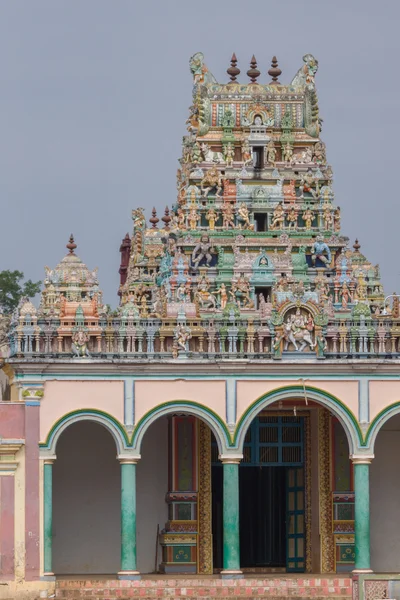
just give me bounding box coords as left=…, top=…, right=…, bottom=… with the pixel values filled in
left=0, top=270, right=41, bottom=314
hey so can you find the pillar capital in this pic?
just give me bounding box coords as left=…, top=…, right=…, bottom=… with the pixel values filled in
left=118, top=454, right=141, bottom=465
left=351, top=455, right=374, bottom=465
left=219, top=453, right=243, bottom=464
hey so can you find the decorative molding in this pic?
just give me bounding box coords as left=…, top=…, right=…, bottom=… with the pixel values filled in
left=0, top=440, right=24, bottom=472
left=318, top=408, right=335, bottom=573
left=197, top=420, right=212, bottom=574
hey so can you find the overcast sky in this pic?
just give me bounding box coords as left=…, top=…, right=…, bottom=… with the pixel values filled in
left=0, top=1, right=398, bottom=305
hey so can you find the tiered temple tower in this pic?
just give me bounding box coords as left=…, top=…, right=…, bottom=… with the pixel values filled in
left=2, top=53, right=400, bottom=598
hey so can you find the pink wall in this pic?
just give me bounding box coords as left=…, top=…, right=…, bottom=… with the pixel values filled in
left=25, top=405, right=40, bottom=580
left=134, top=380, right=226, bottom=424
left=0, top=476, right=14, bottom=580
left=369, top=381, right=400, bottom=422
left=0, top=404, right=24, bottom=438
left=40, top=381, right=124, bottom=442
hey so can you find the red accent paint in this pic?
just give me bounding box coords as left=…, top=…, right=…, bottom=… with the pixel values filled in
left=0, top=404, right=24, bottom=438
left=0, top=477, right=14, bottom=579
left=25, top=405, right=40, bottom=580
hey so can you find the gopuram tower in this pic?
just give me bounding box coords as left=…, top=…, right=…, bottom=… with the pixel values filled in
left=2, top=53, right=400, bottom=596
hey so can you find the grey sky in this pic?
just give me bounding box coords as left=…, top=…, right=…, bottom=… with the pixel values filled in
left=0, top=1, right=398, bottom=304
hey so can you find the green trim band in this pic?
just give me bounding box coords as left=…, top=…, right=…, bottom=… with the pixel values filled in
left=234, top=384, right=363, bottom=447
left=40, top=409, right=129, bottom=449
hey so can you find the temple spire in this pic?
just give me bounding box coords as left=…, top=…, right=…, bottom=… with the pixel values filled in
left=268, top=56, right=282, bottom=84
left=66, top=234, right=77, bottom=255
left=149, top=207, right=159, bottom=229
left=227, top=53, right=240, bottom=83
left=247, top=55, right=260, bottom=84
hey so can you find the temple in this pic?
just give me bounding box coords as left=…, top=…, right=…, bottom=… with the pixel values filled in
left=0, top=52, right=400, bottom=600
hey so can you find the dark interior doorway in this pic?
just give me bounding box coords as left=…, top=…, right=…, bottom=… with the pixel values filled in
left=212, top=466, right=286, bottom=569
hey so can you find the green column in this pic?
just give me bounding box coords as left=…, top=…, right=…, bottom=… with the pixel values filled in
left=43, top=460, right=54, bottom=575
left=119, top=460, right=140, bottom=578
left=353, top=459, right=373, bottom=572
left=221, top=459, right=242, bottom=575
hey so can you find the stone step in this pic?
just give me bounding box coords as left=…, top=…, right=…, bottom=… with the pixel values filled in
left=56, top=578, right=352, bottom=600
left=55, top=578, right=353, bottom=599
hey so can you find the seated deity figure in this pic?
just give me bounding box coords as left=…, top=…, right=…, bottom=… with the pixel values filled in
left=311, top=235, right=332, bottom=267
left=72, top=330, right=91, bottom=358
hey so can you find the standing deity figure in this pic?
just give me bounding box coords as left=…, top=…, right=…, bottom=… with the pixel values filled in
left=224, top=143, right=234, bottom=167
left=191, top=141, right=202, bottom=164
left=188, top=207, right=200, bottom=230
left=237, top=203, right=252, bottom=229
left=201, top=166, right=223, bottom=199
left=222, top=202, right=236, bottom=229
left=241, top=138, right=252, bottom=166
left=340, top=282, right=351, bottom=309
left=323, top=207, right=334, bottom=231
left=191, top=234, right=214, bottom=268
left=311, top=235, right=332, bottom=267
left=213, top=283, right=228, bottom=309
left=266, top=140, right=277, bottom=165
left=302, top=207, right=315, bottom=230
left=334, top=207, right=341, bottom=233
left=286, top=207, right=298, bottom=230
left=283, top=142, right=293, bottom=164
left=270, top=203, right=285, bottom=230
left=313, top=140, right=326, bottom=164
left=176, top=283, right=187, bottom=303
left=177, top=208, right=187, bottom=230
left=205, top=208, right=219, bottom=230
left=72, top=330, right=91, bottom=358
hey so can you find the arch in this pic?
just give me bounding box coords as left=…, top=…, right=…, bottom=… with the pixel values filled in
left=365, top=402, right=400, bottom=452
left=131, top=400, right=231, bottom=454
left=234, top=385, right=362, bottom=454
left=39, top=409, right=129, bottom=455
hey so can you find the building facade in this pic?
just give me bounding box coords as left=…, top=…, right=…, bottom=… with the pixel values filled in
left=0, top=52, right=399, bottom=598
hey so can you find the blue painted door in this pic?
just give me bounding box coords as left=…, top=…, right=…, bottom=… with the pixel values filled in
left=286, top=467, right=305, bottom=572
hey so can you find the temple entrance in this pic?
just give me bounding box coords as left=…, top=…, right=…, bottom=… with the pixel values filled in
left=212, top=415, right=305, bottom=572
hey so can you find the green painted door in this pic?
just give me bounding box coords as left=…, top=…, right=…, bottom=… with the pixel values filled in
left=286, top=467, right=305, bottom=572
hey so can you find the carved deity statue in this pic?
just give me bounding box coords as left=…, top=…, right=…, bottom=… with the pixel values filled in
left=213, top=283, right=228, bottom=310
left=222, top=202, right=236, bottom=229
left=286, top=207, right=298, bottom=230
left=323, top=208, right=334, bottom=231
left=266, top=140, right=277, bottom=165
left=313, top=141, right=326, bottom=164
left=192, top=235, right=214, bottom=268
left=205, top=208, right=219, bottom=230
left=201, top=166, right=223, bottom=198
left=311, top=235, right=332, bottom=267
left=188, top=207, right=200, bottom=230
left=302, top=207, right=315, bottom=230
left=224, top=143, right=234, bottom=167
left=283, top=308, right=315, bottom=352
left=340, top=282, right=351, bottom=309
left=237, top=203, right=252, bottom=229
left=270, top=203, right=285, bottom=230
left=283, top=142, right=293, bottom=164
left=241, top=138, right=252, bottom=166
left=72, top=330, right=91, bottom=358
left=334, top=207, right=341, bottom=233
left=174, top=323, right=192, bottom=354
left=132, top=208, right=146, bottom=230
